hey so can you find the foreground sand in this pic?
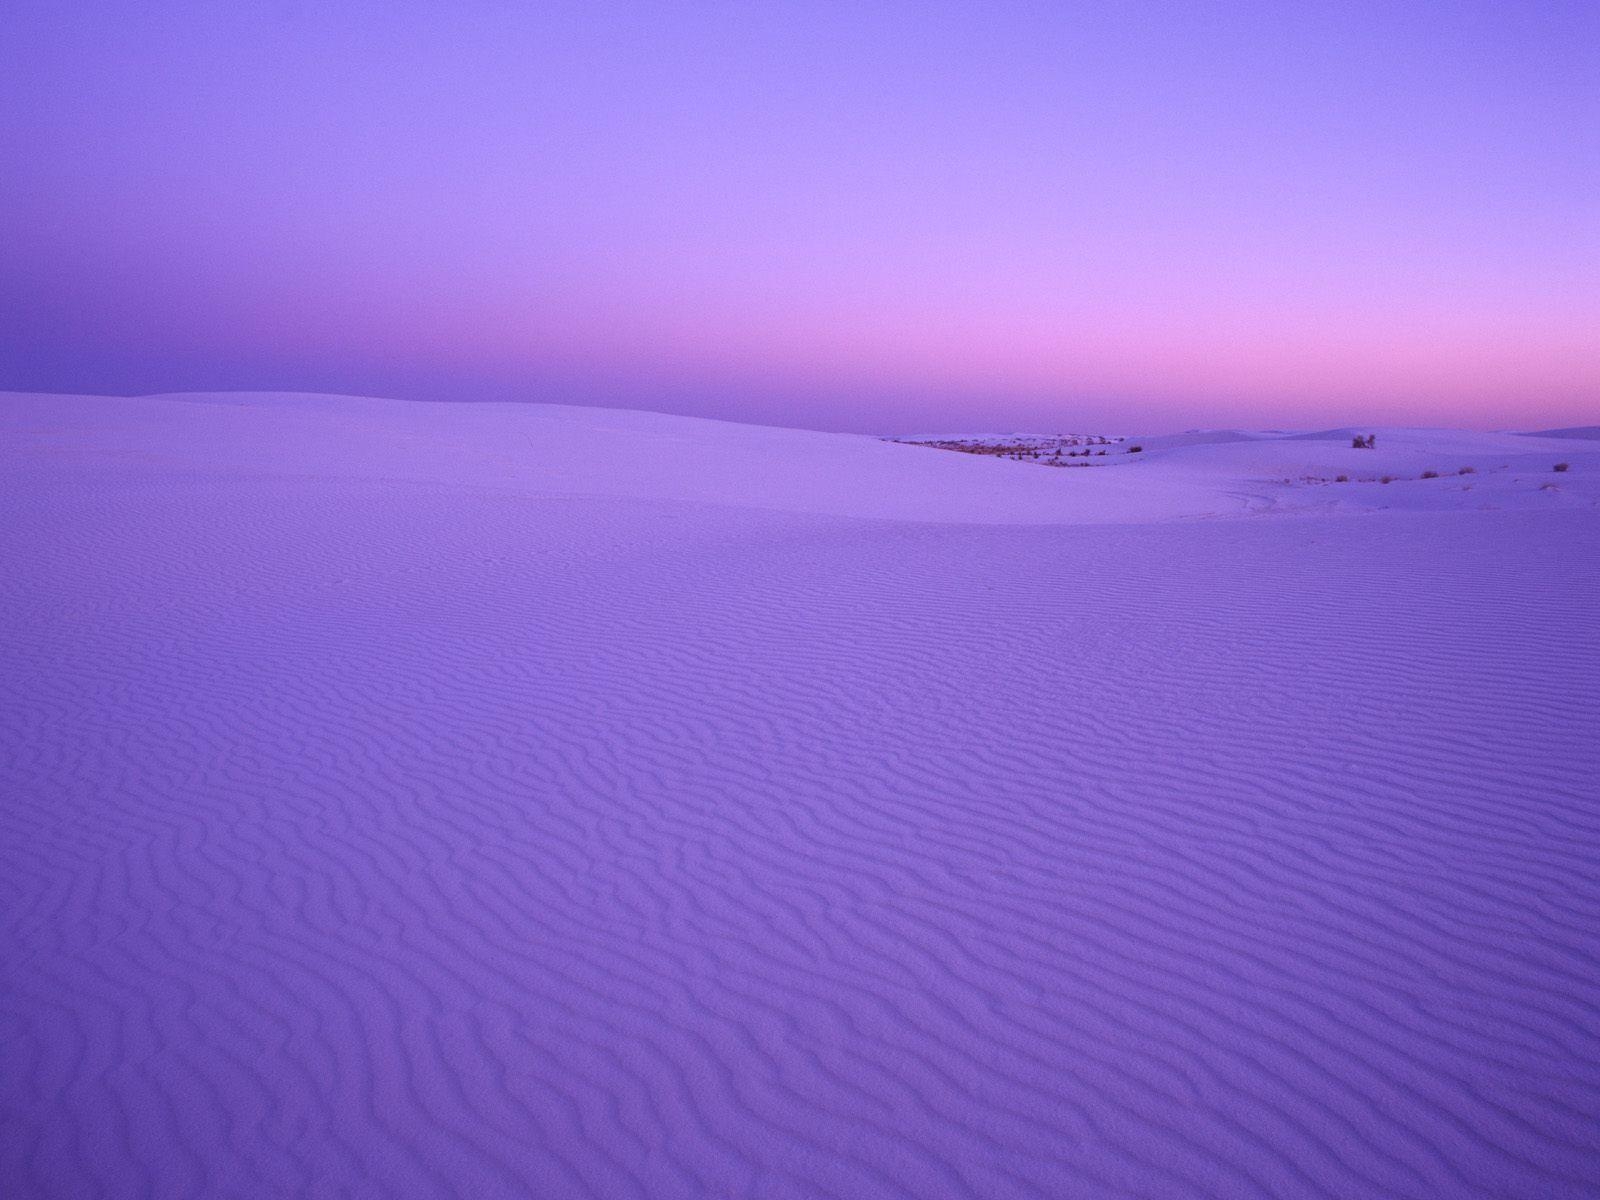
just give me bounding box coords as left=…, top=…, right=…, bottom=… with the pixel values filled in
left=4, top=393, right=1598, bottom=1198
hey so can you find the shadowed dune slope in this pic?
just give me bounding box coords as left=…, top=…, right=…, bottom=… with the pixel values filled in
left=3, top=393, right=1600, bottom=1199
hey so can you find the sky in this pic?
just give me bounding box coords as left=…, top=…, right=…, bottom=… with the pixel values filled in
left=3, top=1, right=1596, bottom=433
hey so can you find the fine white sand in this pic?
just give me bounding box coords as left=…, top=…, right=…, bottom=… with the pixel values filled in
left=4, top=391, right=1598, bottom=1198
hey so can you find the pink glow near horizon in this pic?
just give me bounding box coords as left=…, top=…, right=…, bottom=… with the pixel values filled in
left=2, top=2, right=1596, bottom=432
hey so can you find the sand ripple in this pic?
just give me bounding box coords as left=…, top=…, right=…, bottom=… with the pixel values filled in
left=4, top=463, right=1599, bottom=1197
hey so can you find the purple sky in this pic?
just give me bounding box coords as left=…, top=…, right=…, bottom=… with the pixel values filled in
left=4, top=1, right=1596, bottom=432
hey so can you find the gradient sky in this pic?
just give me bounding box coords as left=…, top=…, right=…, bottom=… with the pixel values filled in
left=3, top=1, right=1597, bottom=432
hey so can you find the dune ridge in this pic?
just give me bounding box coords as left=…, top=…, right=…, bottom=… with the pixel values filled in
left=7, top=391, right=1596, bottom=525
left=3, top=392, right=1599, bottom=1198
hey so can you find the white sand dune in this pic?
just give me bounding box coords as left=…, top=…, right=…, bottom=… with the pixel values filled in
left=3, top=391, right=1598, bottom=1198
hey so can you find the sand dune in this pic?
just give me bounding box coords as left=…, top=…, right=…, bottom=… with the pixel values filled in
left=4, top=392, right=1599, bottom=1198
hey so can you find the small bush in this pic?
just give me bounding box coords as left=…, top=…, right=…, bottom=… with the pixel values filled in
left=1421, top=470, right=1438, bottom=479
left=1458, top=466, right=1476, bottom=475
left=1128, top=445, right=1144, bottom=453
left=1380, top=475, right=1394, bottom=484
left=1335, top=474, right=1349, bottom=483
left=1554, top=462, right=1570, bottom=472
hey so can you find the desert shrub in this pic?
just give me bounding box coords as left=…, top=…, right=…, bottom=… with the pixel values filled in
left=1335, top=474, right=1349, bottom=482
left=1554, top=462, right=1570, bottom=472
left=1458, top=466, right=1476, bottom=475
left=1380, top=475, right=1394, bottom=484
left=1128, top=445, right=1143, bottom=453
left=1421, top=470, right=1438, bottom=479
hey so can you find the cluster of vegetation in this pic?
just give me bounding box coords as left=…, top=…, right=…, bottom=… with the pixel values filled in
left=1325, top=464, right=1487, bottom=485
left=894, top=433, right=1121, bottom=465
left=1351, top=434, right=1377, bottom=449
left=1317, top=460, right=1577, bottom=488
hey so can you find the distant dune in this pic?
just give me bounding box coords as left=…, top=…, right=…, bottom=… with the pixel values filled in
left=1522, top=425, right=1600, bottom=440
left=6, top=391, right=1596, bottom=524
left=4, top=391, right=1599, bottom=1199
